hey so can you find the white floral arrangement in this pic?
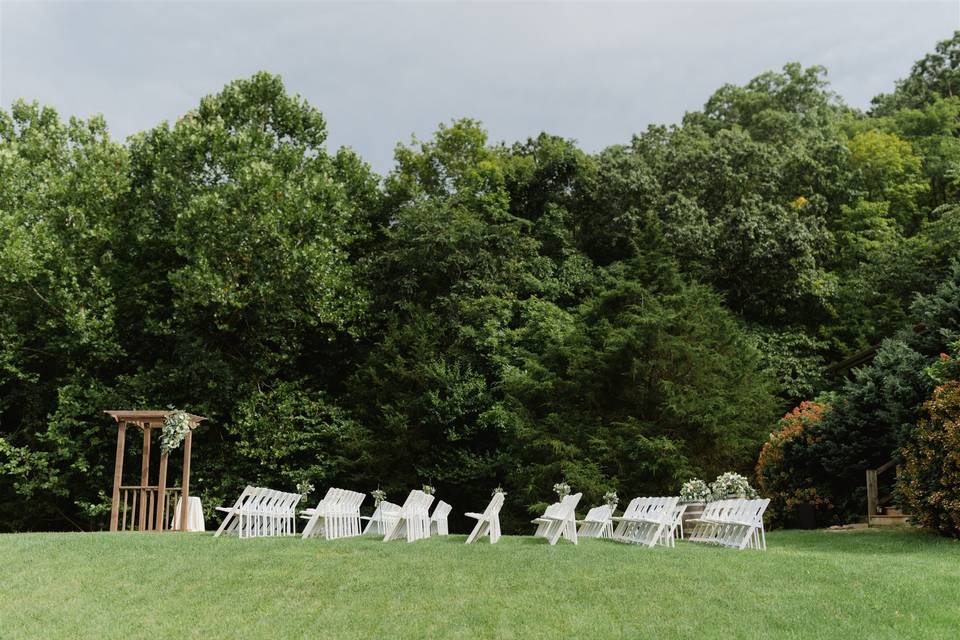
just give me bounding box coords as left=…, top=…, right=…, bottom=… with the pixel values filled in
left=679, top=478, right=712, bottom=503
left=371, top=489, right=386, bottom=506
left=603, top=491, right=619, bottom=507
left=492, top=486, right=507, bottom=497
left=160, top=410, right=191, bottom=454
left=421, top=484, right=435, bottom=495
left=553, top=482, right=571, bottom=499
left=709, top=472, right=758, bottom=500
left=296, top=481, right=314, bottom=502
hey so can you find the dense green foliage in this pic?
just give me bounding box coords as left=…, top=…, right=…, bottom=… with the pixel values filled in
left=3, top=34, right=960, bottom=532
left=898, top=344, right=960, bottom=537
left=758, top=265, right=960, bottom=524
left=2, top=530, right=959, bottom=639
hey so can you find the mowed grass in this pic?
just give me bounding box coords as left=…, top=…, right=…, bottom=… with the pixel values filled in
left=1, top=529, right=958, bottom=639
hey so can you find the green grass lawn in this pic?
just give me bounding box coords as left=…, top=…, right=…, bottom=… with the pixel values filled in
left=1, top=529, right=958, bottom=639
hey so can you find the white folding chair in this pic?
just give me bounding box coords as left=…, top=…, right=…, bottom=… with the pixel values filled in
left=214, top=485, right=256, bottom=538
left=362, top=500, right=401, bottom=536
left=577, top=504, right=615, bottom=538
left=613, top=496, right=679, bottom=548
left=383, top=491, right=432, bottom=543
left=465, top=493, right=504, bottom=544
left=538, top=493, right=582, bottom=545
left=430, top=500, right=452, bottom=536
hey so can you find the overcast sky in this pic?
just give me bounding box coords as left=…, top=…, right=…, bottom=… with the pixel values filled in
left=1, top=1, right=957, bottom=172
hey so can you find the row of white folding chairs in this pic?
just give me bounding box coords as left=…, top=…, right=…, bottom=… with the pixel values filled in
left=213, top=486, right=300, bottom=539
left=531, top=493, right=583, bottom=545
left=383, top=490, right=435, bottom=542
left=359, top=496, right=451, bottom=538
left=465, top=492, right=504, bottom=544
left=688, top=498, right=770, bottom=550
left=610, top=496, right=680, bottom=547
left=576, top=499, right=688, bottom=543
left=300, top=488, right=366, bottom=540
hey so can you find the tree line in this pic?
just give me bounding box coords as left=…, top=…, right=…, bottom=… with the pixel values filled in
left=2, top=33, right=960, bottom=533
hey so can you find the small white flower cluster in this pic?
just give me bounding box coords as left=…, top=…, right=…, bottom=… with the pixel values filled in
left=679, top=478, right=712, bottom=503
left=297, top=481, right=315, bottom=502
left=709, top=472, right=758, bottom=500
left=160, top=410, right=191, bottom=454
left=492, top=486, right=507, bottom=497
left=421, top=484, right=435, bottom=495
left=371, top=489, right=386, bottom=506
left=603, top=491, right=619, bottom=507
left=553, top=482, right=571, bottom=499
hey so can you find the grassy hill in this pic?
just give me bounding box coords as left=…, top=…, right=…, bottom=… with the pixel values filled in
left=1, top=529, right=958, bottom=639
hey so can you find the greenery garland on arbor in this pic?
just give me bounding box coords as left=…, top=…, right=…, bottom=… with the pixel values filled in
left=159, top=410, right=191, bottom=455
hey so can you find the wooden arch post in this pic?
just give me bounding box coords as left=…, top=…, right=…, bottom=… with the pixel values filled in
left=105, top=410, right=206, bottom=532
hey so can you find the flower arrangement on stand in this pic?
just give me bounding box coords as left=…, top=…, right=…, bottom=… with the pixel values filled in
left=553, top=482, right=571, bottom=499
left=492, top=486, right=507, bottom=497
left=371, top=488, right=386, bottom=506
left=679, top=478, right=712, bottom=504
left=710, top=472, right=758, bottom=500
left=421, top=484, right=435, bottom=496
left=603, top=491, right=619, bottom=507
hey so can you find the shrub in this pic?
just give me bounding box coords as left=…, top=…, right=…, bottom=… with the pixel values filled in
left=756, top=401, right=833, bottom=525
left=897, top=351, right=960, bottom=536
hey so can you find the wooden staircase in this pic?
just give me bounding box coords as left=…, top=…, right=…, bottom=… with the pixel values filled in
left=866, top=460, right=913, bottom=527
left=869, top=506, right=911, bottom=527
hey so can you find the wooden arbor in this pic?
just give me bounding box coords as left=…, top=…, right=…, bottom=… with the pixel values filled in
left=105, top=410, right=206, bottom=532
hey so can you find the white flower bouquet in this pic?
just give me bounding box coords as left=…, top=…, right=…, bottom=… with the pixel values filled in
left=679, top=478, right=711, bottom=503
left=709, top=472, right=758, bottom=500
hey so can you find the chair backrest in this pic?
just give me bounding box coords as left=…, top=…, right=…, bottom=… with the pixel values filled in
left=431, top=500, right=452, bottom=521
left=754, top=498, right=770, bottom=524
left=231, top=485, right=256, bottom=510
left=541, top=501, right=561, bottom=519
left=277, top=491, right=299, bottom=515
left=380, top=500, right=401, bottom=515
left=619, top=497, right=641, bottom=519
left=557, top=493, right=582, bottom=520
left=245, top=487, right=271, bottom=513
left=398, top=490, right=420, bottom=514
left=348, top=490, right=365, bottom=513
left=484, top=492, right=505, bottom=518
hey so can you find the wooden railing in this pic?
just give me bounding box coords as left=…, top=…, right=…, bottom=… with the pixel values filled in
left=866, top=459, right=897, bottom=518
left=119, top=485, right=182, bottom=532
